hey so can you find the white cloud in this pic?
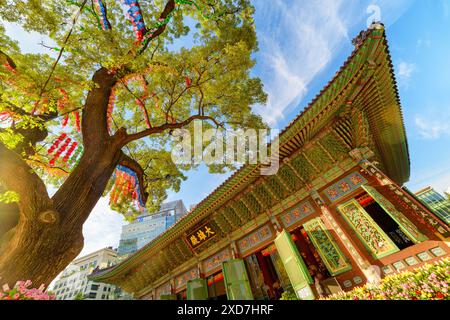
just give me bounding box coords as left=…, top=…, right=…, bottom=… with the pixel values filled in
left=414, top=116, right=450, bottom=140
left=416, top=38, right=432, bottom=50
left=252, top=0, right=415, bottom=126
left=252, top=0, right=352, bottom=126
left=396, top=61, right=417, bottom=86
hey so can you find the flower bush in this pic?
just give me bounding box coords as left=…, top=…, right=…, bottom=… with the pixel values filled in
left=280, top=290, right=298, bottom=300
left=0, top=280, right=56, bottom=300
left=324, top=258, right=450, bottom=300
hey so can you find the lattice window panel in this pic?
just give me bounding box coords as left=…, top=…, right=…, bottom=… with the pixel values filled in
left=175, top=239, right=194, bottom=259
left=159, top=252, right=174, bottom=270
left=267, top=175, right=286, bottom=199
left=245, top=192, right=262, bottom=215
left=162, top=249, right=177, bottom=268
left=305, top=145, right=334, bottom=173
left=233, top=200, right=252, bottom=221
left=213, top=212, right=234, bottom=234
left=223, top=207, right=244, bottom=228
left=166, top=244, right=182, bottom=265
left=254, top=184, right=274, bottom=208
left=319, top=132, right=349, bottom=161
left=278, top=165, right=301, bottom=191
left=291, top=153, right=316, bottom=181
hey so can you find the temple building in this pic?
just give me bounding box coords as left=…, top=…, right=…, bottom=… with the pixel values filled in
left=91, top=23, right=450, bottom=300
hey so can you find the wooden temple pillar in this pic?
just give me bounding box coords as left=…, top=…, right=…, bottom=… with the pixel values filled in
left=350, top=148, right=450, bottom=241
left=197, top=261, right=204, bottom=279
left=169, top=277, right=176, bottom=296
left=230, top=241, right=239, bottom=259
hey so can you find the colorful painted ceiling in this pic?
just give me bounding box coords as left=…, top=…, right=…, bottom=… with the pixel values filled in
left=91, top=23, right=410, bottom=296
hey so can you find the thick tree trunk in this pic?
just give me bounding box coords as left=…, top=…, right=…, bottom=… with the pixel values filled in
left=0, top=67, right=124, bottom=288
left=0, top=142, right=123, bottom=288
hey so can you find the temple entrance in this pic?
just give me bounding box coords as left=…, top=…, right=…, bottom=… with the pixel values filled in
left=244, top=248, right=291, bottom=300
left=356, top=193, right=414, bottom=250
left=206, top=272, right=227, bottom=300
left=291, top=228, right=331, bottom=281
left=176, top=290, right=187, bottom=300
left=290, top=225, right=347, bottom=297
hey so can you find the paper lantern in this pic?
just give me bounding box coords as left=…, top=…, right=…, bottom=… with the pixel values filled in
left=93, top=0, right=111, bottom=30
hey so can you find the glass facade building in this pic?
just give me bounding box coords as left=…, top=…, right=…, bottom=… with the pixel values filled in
left=415, top=187, right=450, bottom=225
left=117, top=200, right=187, bottom=256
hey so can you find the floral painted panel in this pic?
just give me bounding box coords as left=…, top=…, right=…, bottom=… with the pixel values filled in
left=175, top=267, right=200, bottom=289
left=175, top=267, right=199, bottom=290
left=202, top=248, right=232, bottom=275
left=337, top=199, right=399, bottom=259
left=280, top=200, right=316, bottom=229
left=303, top=217, right=352, bottom=276
left=237, top=224, right=274, bottom=255
left=324, top=172, right=367, bottom=202
left=156, top=282, right=171, bottom=298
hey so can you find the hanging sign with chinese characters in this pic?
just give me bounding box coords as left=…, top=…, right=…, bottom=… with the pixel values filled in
left=186, top=222, right=217, bottom=249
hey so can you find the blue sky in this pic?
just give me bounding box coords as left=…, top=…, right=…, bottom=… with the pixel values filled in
left=3, top=0, right=450, bottom=256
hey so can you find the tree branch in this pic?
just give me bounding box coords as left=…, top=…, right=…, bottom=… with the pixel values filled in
left=81, top=67, right=118, bottom=150
left=35, top=0, right=88, bottom=108
left=121, top=114, right=223, bottom=145
left=0, top=50, right=17, bottom=70
left=137, top=0, right=176, bottom=55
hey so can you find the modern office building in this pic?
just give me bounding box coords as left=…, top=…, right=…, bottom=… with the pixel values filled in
left=415, top=187, right=450, bottom=224
left=92, top=23, right=450, bottom=300
left=117, top=200, right=188, bottom=256
left=52, top=247, right=119, bottom=300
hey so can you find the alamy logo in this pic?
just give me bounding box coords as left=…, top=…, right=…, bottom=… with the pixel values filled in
left=366, top=4, right=382, bottom=27
left=171, top=120, right=280, bottom=175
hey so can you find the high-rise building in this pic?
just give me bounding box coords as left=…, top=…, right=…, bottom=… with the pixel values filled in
left=117, top=200, right=187, bottom=256
left=51, top=247, right=119, bottom=300
left=415, top=187, right=450, bottom=224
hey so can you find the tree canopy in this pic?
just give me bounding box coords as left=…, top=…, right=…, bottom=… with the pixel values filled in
left=0, top=0, right=266, bottom=286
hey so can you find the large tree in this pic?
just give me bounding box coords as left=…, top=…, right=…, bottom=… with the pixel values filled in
left=0, top=0, right=266, bottom=287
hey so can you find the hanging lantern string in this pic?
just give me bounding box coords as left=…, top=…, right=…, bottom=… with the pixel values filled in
left=68, top=145, right=83, bottom=167
left=111, top=165, right=145, bottom=207
left=33, top=0, right=89, bottom=114
left=122, top=0, right=147, bottom=42
left=47, top=133, right=67, bottom=154
left=47, top=134, right=83, bottom=170
left=106, top=87, right=117, bottom=133
left=93, top=0, right=111, bottom=30
left=49, top=136, right=72, bottom=166
left=137, top=0, right=227, bottom=54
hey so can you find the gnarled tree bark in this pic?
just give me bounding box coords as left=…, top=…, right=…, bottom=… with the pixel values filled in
left=0, top=67, right=124, bottom=287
